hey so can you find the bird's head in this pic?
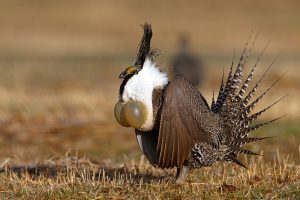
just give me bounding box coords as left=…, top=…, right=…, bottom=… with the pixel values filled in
left=114, top=23, right=168, bottom=130
left=118, top=23, right=152, bottom=80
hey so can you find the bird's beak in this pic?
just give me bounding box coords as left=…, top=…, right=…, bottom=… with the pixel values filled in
left=119, top=71, right=128, bottom=79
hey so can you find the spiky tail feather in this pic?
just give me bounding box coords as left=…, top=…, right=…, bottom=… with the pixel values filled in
left=212, top=35, right=285, bottom=167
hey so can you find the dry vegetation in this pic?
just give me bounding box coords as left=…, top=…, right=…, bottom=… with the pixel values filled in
left=0, top=0, right=299, bottom=199
left=0, top=152, right=300, bottom=199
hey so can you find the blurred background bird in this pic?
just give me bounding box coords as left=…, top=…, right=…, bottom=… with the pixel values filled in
left=170, top=34, right=204, bottom=87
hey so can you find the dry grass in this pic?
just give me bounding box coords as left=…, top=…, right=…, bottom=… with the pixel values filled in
left=0, top=151, right=299, bottom=199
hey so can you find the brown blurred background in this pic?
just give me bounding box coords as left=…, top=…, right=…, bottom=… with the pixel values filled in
left=0, top=0, right=299, bottom=164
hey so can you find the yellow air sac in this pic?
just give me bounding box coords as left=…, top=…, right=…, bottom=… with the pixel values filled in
left=114, top=100, right=146, bottom=128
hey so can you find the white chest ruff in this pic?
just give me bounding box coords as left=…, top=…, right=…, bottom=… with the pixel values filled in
left=122, top=59, right=168, bottom=131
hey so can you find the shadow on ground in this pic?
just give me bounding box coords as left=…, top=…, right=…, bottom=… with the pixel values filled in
left=0, top=156, right=174, bottom=184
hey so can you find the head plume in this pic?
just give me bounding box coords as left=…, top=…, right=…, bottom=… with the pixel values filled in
left=134, top=23, right=153, bottom=66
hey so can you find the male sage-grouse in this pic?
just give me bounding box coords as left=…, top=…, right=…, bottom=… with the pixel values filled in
left=114, top=23, right=284, bottom=183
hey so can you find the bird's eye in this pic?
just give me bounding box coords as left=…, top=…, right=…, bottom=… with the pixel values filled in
left=119, top=66, right=141, bottom=79
left=114, top=100, right=146, bottom=128
left=126, top=66, right=138, bottom=74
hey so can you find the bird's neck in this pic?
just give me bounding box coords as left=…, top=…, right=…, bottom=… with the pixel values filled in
left=121, top=59, right=168, bottom=130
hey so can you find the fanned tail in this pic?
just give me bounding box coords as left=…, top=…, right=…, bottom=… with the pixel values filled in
left=212, top=36, right=285, bottom=167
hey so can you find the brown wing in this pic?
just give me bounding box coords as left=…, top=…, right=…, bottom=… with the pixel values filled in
left=157, top=75, right=215, bottom=168
left=135, top=129, right=159, bottom=166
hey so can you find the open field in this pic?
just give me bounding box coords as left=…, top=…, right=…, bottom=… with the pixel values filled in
left=0, top=152, right=300, bottom=199
left=0, top=0, right=299, bottom=199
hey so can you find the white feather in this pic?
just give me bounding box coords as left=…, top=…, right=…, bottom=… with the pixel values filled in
left=122, top=59, right=168, bottom=131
